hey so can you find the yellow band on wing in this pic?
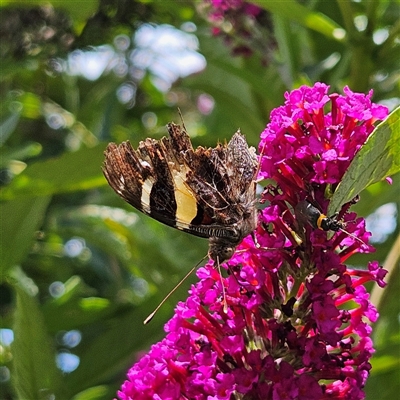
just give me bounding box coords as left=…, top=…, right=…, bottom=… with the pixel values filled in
left=172, top=169, right=197, bottom=224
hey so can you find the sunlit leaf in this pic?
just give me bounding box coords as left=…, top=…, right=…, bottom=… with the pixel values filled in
left=0, top=0, right=99, bottom=22
left=0, top=142, right=42, bottom=167
left=11, top=283, right=61, bottom=400
left=0, top=110, right=21, bottom=146
left=19, top=92, right=42, bottom=120
left=370, top=355, right=400, bottom=373
left=0, top=196, right=50, bottom=272
left=41, top=276, right=114, bottom=334
left=0, top=145, right=106, bottom=200
left=71, top=385, right=111, bottom=400
left=252, top=0, right=346, bottom=41
left=367, top=259, right=400, bottom=398
left=185, top=53, right=266, bottom=140
left=328, top=106, right=400, bottom=216
left=62, top=302, right=166, bottom=398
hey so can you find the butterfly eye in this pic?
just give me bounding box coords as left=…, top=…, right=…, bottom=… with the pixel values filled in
left=208, top=240, right=236, bottom=263
left=220, top=247, right=235, bottom=262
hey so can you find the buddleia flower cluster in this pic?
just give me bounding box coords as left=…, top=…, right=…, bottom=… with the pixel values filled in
left=197, top=0, right=274, bottom=59
left=118, top=83, right=388, bottom=400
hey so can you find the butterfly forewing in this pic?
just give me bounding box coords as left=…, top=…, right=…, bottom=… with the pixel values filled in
left=102, top=123, right=258, bottom=262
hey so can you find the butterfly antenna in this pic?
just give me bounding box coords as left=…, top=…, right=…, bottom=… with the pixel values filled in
left=177, top=107, right=187, bottom=132
left=215, top=256, right=229, bottom=314
left=254, top=139, right=268, bottom=182
left=144, top=255, right=207, bottom=324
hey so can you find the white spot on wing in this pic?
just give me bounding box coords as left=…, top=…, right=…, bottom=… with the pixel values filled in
left=141, top=177, right=154, bottom=212
left=140, top=160, right=151, bottom=169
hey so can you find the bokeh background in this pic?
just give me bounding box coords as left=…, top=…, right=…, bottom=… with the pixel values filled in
left=0, top=0, right=399, bottom=399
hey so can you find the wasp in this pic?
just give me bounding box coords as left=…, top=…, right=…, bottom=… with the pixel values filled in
left=295, top=199, right=366, bottom=245
left=295, top=200, right=343, bottom=231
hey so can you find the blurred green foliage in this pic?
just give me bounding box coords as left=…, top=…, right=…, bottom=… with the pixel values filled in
left=0, top=0, right=399, bottom=399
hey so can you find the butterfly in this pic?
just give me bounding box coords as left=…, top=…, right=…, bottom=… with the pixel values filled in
left=102, top=122, right=259, bottom=264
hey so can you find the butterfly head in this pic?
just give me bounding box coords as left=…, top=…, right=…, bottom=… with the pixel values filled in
left=208, top=236, right=239, bottom=263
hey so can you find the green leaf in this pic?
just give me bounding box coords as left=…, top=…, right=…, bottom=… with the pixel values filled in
left=42, top=276, right=113, bottom=333
left=0, top=110, right=21, bottom=146
left=11, top=282, right=61, bottom=400
left=19, top=92, right=42, bottom=120
left=62, top=303, right=166, bottom=398
left=0, top=196, right=51, bottom=272
left=328, top=106, right=400, bottom=216
left=251, top=0, right=346, bottom=42
left=0, top=142, right=42, bottom=167
left=366, top=253, right=400, bottom=398
left=186, top=36, right=269, bottom=141
left=370, top=355, right=400, bottom=374
left=71, top=385, right=111, bottom=400
left=198, top=36, right=283, bottom=105
left=0, top=145, right=106, bottom=201
left=0, top=0, right=99, bottom=22
left=186, top=62, right=264, bottom=137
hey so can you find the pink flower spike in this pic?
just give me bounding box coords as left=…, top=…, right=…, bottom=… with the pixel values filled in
left=118, top=84, right=388, bottom=400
